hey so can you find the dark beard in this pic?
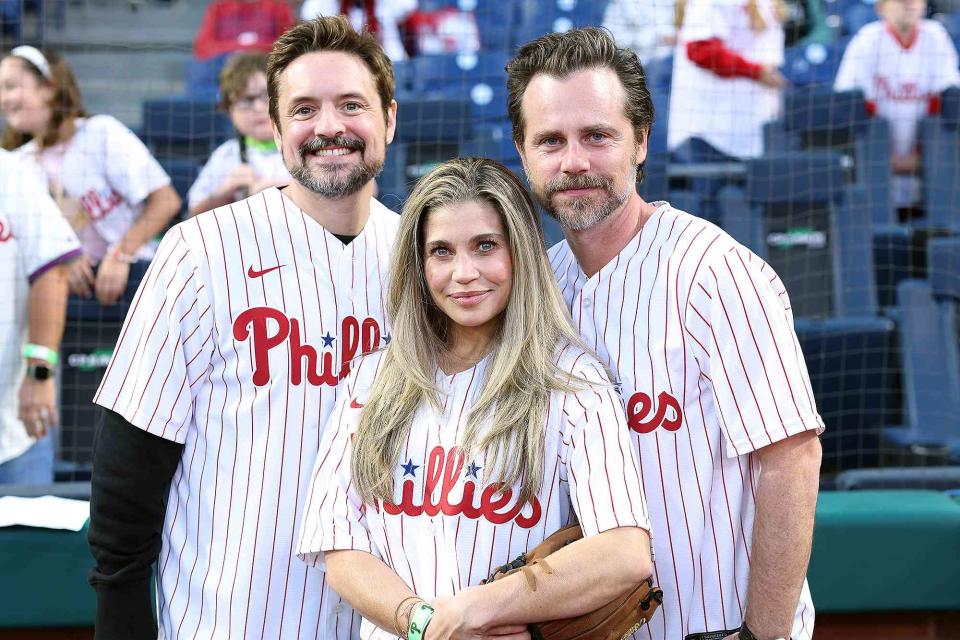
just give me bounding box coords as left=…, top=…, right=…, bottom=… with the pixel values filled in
left=288, top=135, right=382, bottom=199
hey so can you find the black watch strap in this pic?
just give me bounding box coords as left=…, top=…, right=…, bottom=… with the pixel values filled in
left=738, top=624, right=759, bottom=640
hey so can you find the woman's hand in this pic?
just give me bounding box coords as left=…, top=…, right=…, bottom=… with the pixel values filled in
left=67, top=255, right=97, bottom=298
left=95, top=252, right=131, bottom=305
left=426, top=589, right=531, bottom=640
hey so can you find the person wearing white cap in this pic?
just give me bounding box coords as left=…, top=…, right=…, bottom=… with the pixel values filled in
left=0, top=46, right=181, bottom=306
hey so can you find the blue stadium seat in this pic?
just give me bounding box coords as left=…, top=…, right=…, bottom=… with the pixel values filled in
left=409, top=52, right=509, bottom=93
left=843, top=2, right=877, bottom=35
left=782, top=38, right=849, bottom=88
left=719, top=152, right=878, bottom=318
left=766, top=87, right=893, bottom=227
left=460, top=121, right=518, bottom=169
left=378, top=142, right=409, bottom=209
left=796, top=315, right=898, bottom=471
left=473, top=0, right=515, bottom=51
left=184, top=53, right=228, bottom=102
left=919, top=86, right=960, bottom=233
left=141, top=96, right=233, bottom=159
left=883, top=238, right=960, bottom=461
left=159, top=157, right=201, bottom=218
left=834, top=466, right=960, bottom=491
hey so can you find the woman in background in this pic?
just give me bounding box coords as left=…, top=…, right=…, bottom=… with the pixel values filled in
left=0, top=46, right=180, bottom=305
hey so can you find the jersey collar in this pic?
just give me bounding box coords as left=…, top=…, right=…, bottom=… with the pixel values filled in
left=885, top=22, right=919, bottom=50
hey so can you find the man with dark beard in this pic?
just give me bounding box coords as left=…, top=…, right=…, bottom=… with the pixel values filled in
left=507, top=27, right=824, bottom=640
left=88, top=16, right=400, bottom=639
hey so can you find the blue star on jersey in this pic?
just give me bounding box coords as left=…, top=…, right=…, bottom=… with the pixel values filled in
left=465, top=462, right=481, bottom=478
left=321, top=332, right=335, bottom=348
left=401, top=458, right=420, bottom=477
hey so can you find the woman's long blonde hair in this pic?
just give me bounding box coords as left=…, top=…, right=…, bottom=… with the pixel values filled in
left=351, top=157, right=591, bottom=505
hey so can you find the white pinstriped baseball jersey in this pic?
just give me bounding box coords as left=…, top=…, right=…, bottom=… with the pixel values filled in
left=549, top=203, right=822, bottom=640
left=95, top=187, right=398, bottom=639
left=297, top=347, right=652, bottom=640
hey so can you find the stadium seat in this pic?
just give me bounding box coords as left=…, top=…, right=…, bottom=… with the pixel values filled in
left=766, top=87, right=893, bottom=227
left=140, top=96, right=233, bottom=159
left=473, top=0, right=515, bottom=51
left=882, top=239, right=960, bottom=461
left=183, top=53, right=228, bottom=101
left=919, top=86, right=960, bottom=233
left=842, top=1, right=877, bottom=35
left=782, top=37, right=849, bottom=88
left=796, top=315, right=898, bottom=471
left=409, top=52, right=509, bottom=93
left=378, top=141, right=409, bottom=209
left=459, top=121, right=518, bottom=169
left=719, top=152, right=878, bottom=318
left=159, top=156, right=200, bottom=218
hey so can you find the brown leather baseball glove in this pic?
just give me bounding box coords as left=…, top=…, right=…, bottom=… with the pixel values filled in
left=481, top=524, right=663, bottom=640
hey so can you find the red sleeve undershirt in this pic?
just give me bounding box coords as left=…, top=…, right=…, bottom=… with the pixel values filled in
left=686, top=38, right=764, bottom=80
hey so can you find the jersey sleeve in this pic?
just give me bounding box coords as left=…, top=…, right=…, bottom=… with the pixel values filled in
left=834, top=29, right=872, bottom=95
left=679, top=0, right=735, bottom=43
left=93, top=223, right=214, bottom=443
left=561, top=355, right=651, bottom=537
left=929, top=23, right=960, bottom=92
left=684, top=247, right=824, bottom=458
left=188, top=140, right=238, bottom=210
left=297, top=358, right=379, bottom=569
left=1, top=154, right=81, bottom=281
left=98, top=116, right=171, bottom=206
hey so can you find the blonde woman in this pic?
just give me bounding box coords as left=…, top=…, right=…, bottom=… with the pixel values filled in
left=297, top=158, right=653, bottom=640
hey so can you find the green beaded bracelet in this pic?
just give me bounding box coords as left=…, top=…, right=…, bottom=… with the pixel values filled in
left=407, top=601, right=435, bottom=640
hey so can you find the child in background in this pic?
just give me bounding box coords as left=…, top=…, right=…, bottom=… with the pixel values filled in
left=834, top=0, right=959, bottom=211
left=187, top=52, right=289, bottom=216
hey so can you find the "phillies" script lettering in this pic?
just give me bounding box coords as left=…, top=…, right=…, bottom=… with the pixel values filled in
left=375, top=446, right=542, bottom=528
left=232, top=307, right=381, bottom=386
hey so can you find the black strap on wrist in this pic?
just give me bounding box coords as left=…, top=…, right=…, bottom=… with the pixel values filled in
left=738, top=623, right=759, bottom=640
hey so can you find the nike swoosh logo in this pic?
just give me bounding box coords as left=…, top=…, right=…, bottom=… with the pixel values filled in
left=247, top=264, right=284, bottom=278
left=350, top=399, right=365, bottom=409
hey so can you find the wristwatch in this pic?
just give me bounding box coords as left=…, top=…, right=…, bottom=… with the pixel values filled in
left=739, top=624, right=786, bottom=640
left=26, top=364, right=53, bottom=381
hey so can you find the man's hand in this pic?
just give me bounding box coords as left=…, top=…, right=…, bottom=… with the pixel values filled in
left=758, top=65, right=787, bottom=89
left=68, top=255, right=97, bottom=298
left=95, top=252, right=131, bottom=305
left=18, top=377, right=57, bottom=439
left=426, top=589, right=531, bottom=640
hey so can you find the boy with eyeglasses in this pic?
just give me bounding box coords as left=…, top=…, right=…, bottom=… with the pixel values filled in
left=187, top=51, right=290, bottom=216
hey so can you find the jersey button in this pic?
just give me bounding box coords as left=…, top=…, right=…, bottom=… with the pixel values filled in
left=334, top=603, right=343, bottom=614
left=583, top=298, right=592, bottom=308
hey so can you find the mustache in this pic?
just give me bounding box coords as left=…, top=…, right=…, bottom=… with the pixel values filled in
left=299, top=135, right=365, bottom=158
left=544, top=173, right=613, bottom=197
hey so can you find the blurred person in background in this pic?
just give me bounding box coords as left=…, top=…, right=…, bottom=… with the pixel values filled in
left=194, top=0, right=297, bottom=60
left=602, top=0, right=677, bottom=66
left=300, top=0, right=417, bottom=61
left=0, top=47, right=181, bottom=306
left=668, top=0, right=788, bottom=162
left=0, top=149, right=80, bottom=485
left=188, top=51, right=290, bottom=216
left=834, top=0, right=959, bottom=214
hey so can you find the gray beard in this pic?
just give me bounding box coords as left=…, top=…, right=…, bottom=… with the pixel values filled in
left=533, top=175, right=630, bottom=231
left=288, top=160, right=382, bottom=199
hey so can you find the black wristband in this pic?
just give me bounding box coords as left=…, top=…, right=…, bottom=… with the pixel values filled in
left=738, top=623, right=759, bottom=640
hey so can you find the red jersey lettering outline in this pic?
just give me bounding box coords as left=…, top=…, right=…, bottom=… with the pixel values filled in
left=0, top=218, right=12, bottom=243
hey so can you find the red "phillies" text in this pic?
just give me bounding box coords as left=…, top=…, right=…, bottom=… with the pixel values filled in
left=375, top=446, right=542, bottom=528
left=627, top=391, right=683, bottom=434
left=232, top=307, right=381, bottom=386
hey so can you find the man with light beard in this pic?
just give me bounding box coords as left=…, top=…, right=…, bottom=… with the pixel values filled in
left=88, top=16, right=400, bottom=639
left=507, top=27, right=824, bottom=640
